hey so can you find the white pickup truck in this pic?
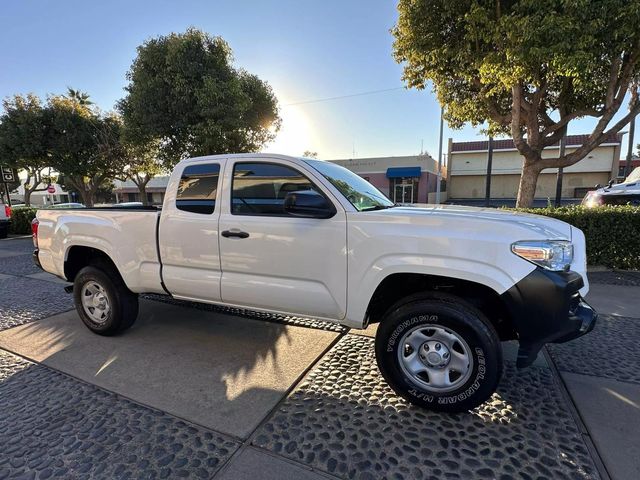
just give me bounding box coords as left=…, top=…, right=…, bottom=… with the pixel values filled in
left=33, top=154, right=597, bottom=412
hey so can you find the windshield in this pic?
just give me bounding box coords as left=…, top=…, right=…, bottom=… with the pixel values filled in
left=625, top=166, right=640, bottom=183
left=305, top=159, right=395, bottom=211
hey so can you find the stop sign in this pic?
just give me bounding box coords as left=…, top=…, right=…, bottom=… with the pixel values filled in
left=47, top=185, right=55, bottom=194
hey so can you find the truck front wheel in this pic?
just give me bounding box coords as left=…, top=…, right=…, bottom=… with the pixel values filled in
left=73, top=264, right=139, bottom=336
left=375, top=293, right=502, bottom=413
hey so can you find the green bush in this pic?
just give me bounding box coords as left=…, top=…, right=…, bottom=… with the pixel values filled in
left=8, top=206, right=38, bottom=235
left=508, top=205, right=640, bottom=269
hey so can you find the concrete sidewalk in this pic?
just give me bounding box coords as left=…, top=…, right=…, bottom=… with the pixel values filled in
left=549, top=282, right=640, bottom=480
left=0, top=299, right=339, bottom=439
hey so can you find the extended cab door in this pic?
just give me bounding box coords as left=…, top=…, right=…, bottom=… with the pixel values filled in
left=159, top=159, right=224, bottom=301
left=218, top=158, right=347, bottom=320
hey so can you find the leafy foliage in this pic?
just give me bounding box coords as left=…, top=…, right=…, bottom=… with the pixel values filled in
left=119, top=28, right=281, bottom=167
left=117, top=139, right=165, bottom=205
left=510, top=205, right=640, bottom=269
left=0, top=95, right=54, bottom=205
left=46, top=96, right=125, bottom=206
left=393, top=1, right=640, bottom=206
left=8, top=206, right=37, bottom=234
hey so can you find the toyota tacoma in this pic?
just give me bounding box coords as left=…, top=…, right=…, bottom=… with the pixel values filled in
left=33, top=154, right=597, bottom=412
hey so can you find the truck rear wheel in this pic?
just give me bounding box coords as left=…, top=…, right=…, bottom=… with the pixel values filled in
left=375, top=293, right=502, bottom=413
left=73, top=263, right=138, bottom=336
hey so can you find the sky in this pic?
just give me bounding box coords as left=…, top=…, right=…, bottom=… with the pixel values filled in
left=0, top=0, right=633, bottom=163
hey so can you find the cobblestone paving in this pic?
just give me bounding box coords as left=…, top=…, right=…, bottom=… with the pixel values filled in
left=0, top=253, right=41, bottom=276
left=549, top=315, right=640, bottom=384
left=0, top=276, right=73, bottom=331
left=253, top=334, right=598, bottom=480
left=143, top=294, right=348, bottom=333
left=588, top=270, right=640, bottom=286
left=0, top=350, right=239, bottom=479
left=0, top=238, right=34, bottom=254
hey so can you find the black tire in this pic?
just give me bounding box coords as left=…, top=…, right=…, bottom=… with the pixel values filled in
left=375, top=293, right=502, bottom=413
left=73, top=262, right=139, bottom=336
left=0, top=225, right=8, bottom=239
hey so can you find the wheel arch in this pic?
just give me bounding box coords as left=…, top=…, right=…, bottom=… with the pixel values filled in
left=64, top=245, right=125, bottom=285
left=364, top=272, right=518, bottom=341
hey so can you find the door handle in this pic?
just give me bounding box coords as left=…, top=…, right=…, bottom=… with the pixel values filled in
left=221, top=229, right=250, bottom=239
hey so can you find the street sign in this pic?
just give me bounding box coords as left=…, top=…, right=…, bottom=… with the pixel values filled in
left=1, top=166, right=15, bottom=183
left=47, top=185, right=56, bottom=194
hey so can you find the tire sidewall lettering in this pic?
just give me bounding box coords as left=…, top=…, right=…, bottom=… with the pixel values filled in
left=386, top=315, right=438, bottom=352
left=395, top=322, right=487, bottom=405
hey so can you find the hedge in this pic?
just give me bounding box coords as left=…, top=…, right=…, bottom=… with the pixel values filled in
left=508, top=205, right=640, bottom=270
left=8, top=207, right=37, bottom=235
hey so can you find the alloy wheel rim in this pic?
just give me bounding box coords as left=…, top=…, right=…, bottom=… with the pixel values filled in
left=397, top=324, right=474, bottom=393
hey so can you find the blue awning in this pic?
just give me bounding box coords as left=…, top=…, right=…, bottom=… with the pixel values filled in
left=386, top=167, right=421, bottom=178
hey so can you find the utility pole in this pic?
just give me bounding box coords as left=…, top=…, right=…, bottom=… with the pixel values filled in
left=484, top=136, right=494, bottom=207
left=436, top=106, right=444, bottom=204
left=554, top=135, right=566, bottom=207
left=625, top=117, right=635, bottom=178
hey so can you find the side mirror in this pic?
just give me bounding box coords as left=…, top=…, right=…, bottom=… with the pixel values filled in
left=283, top=190, right=335, bottom=219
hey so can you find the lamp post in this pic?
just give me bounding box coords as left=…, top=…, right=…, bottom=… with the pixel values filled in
left=484, top=136, right=494, bottom=207
left=436, top=106, right=444, bottom=204
left=554, top=135, right=566, bottom=207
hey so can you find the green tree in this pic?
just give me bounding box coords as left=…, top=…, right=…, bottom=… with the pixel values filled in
left=46, top=96, right=125, bottom=207
left=0, top=94, right=54, bottom=206
left=302, top=150, right=318, bottom=159
left=118, top=28, right=281, bottom=168
left=117, top=139, right=164, bottom=205
left=393, top=0, right=640, bottom=207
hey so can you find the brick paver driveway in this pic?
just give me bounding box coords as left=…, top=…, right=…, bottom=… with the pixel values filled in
left=1, top=236, right=629, bottom=479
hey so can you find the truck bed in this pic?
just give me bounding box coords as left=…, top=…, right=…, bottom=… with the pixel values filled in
left=36, top=207, right=166, bottom=294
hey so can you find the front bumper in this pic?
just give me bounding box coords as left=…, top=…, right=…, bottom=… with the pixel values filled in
left=501, top=268, right=598, bottom=368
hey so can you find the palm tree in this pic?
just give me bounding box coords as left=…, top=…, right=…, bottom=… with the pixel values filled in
left=66, top=88, right=93, bottom=106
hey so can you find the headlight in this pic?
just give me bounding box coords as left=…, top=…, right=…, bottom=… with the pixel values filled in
left=511, top=240, right=573, bottom=271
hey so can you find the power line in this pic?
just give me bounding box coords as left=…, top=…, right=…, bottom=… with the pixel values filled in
left=283, top=87, right=405, bottom=106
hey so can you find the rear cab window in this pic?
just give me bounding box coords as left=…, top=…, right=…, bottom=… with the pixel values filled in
left=176, top=163, right=220, bottom=214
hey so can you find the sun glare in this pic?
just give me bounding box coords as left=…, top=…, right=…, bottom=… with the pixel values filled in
left=263, top=106, right=313, bottom=156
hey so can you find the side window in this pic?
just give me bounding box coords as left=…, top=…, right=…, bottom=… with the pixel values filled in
left=176, top=163, right=220, bottom=214
left=231, top=162, right=317, bottom=215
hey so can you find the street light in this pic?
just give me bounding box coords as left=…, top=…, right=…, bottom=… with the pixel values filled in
left=436, top=106, right=444, bottom=204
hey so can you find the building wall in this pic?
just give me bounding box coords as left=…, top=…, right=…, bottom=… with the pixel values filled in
left=449, top=172, right=610, bottom=199
left=448, top=142, right=620, bottom=199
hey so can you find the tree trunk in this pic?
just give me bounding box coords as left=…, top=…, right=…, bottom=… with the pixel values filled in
left=516, top=159, right=543, bottom=208
left=23, top=187, right=32, bottom=207
left=75, top=184, right=95, bottom=207
left=139, top=183, right=148, bottom=206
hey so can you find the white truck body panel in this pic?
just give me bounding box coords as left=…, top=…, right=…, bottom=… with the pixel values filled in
left=159, top=157, right=225, bottom=302
left=36, top=209, right=165, bottom=294
left=35, top=153, right=589, bottom=329
left=217, top=155, right=348, bottom=320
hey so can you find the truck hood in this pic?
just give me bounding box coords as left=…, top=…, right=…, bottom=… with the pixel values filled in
left=373, top=204, right=572, bottom=240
